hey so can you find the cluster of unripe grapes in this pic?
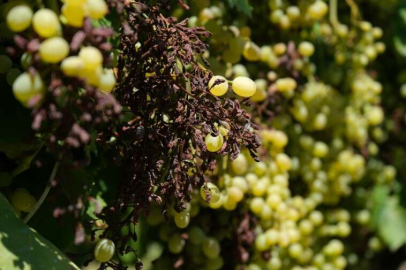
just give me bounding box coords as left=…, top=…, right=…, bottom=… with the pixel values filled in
left=2, top=0, right=114, bottom=107
left=269, top=0, right=328, bottom=30
left=205, top=75, right=256, bottom=153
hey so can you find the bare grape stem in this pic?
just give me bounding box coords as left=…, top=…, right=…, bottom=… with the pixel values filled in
left=330, top=0, right=339, bottom=28
left=24, top=158, right=61, bottom=223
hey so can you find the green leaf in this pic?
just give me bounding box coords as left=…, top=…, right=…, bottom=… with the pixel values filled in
left=370, top=185, right=389, bottom=229
left=0, top=192, right=80, bottom=270
left=372, top=186, right=406, bottom=251
left=226, top=0, right=252, bottom=17
left=377, top=198, right=406, bottom=251
left=393, top=5, right=406, bottom=57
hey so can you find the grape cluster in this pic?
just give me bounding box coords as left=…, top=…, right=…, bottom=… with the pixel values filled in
left=114, top=1, right=396, bottom=269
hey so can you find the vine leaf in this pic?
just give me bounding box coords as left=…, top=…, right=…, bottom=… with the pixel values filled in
left=371, top=186, right=406, bottom=251
left=0, top=192, right=80, bottom=270
left=225, top=0, right=252, bottom=17
left=393, top=2, right=406, bottom=57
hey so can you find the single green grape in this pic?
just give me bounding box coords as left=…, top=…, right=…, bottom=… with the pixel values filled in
left=94, top=238, right=115, bottom=263
left=200, top=182, right=221, bottom=204
left=232, top=76, right=257, bottom=97
left=205, top=133, right=224, bottom=152
left=168, top=233, right=185, bottom=254
left=39, top=37, right=70, bottom=63
left=32, top=9, right=60, bottom=38
left=6, top=5, right=33, bottom=32
left=202, top=237, right=220, bottom=259
left=208, top=75, right=228, bottom=96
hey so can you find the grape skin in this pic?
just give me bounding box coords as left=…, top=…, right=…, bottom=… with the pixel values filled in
left=6, top=5, right=33, bottom=32
left=32, top=9, right=60, bottom=38
left=94, top=239, right=115, bottom=263
left=39, top=37, right=70, bottom=64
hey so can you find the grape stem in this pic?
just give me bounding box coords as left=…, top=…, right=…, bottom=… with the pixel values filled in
left=23, top=158, right=61, bottom=223
left=329, top=0, right=339, bottom=29
left=345, top=0, right=360, bottom=24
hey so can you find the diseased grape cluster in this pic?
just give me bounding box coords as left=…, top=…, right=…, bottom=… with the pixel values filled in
left=108, top=1, right=396, bottom=270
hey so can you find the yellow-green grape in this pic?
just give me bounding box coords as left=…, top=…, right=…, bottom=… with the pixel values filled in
left=227, top=186, right=244, bottom=203
left=200, top=182, right=221, bottom=204
left=240, top=26, right=251, bottom=37
left=251, top=79, right=267, bottom=102
left=10, top=188, right=36, bottom=212
left=309, top=210, right=324, bottom=226
left=202, top=237, right=220, bottom=259
left=79, top=46, right=104, bottom=70
left=250, top=197, right=265, bottom=215
left=243, top=41, right=260, bottom=61
left=205, top=133, right=224, bottom=152
left=368, top=237, right=383, bottom=251
left=268, top=257, right=282, bottom=270
left=255, top=234, right=268, bottom=251
left=208, top=75, right=228, bottom=96
left=32, top=9, right=60, bottom=38
left=231, top=153, right=248, bottom=175
left=276, top=78, right=297, bottom=92
left=232, top=76, right=257, bottom=97
left=252, top=161, right=267, bottom=176
left=323, top=239, right=344, bottom=257
left=270, top=130, right=288, bottom=148
left=87, top=0, right=108, bottom=19
left=206, top=256, right=224, bottom=270
left=232, top=64, right=249, bottom=77
left=274, top=43, right=286, bottom=56
left=307, top=0, right=328, bottom=20
left=188, top=226, right=205, bottom=245
left=298, top=41, right=315, bottom=57
left=12, top=72, right=44, bottom=106
left=99, top=69, right=116, bottom=92
left=219, top=124, right=230, bottom=137
left=39, top=37, right=70, bottom=63
left=314, top=113, right=327, bottom=130
left=337, top=222, right=351, bottom=237
left=375, top=42, right=386, bottom=54
left=275, top=153, right=292, bottom=172
left=289, top=243, right=303, bottom=258
left=83, top=66, right=102, bottom=86
left=174, top=211, right=190, bottom=229
left=367, top=106, right=384, bottom=125
left=209, top=194, right=224, bottom=209
left=232, top=177, right=248, bottom=193
left=279, top=15, right=291, bottom=29
left=356, top=209, right=370, bottom=225
left=313, top=141, right=328, bottom=158
left=168, top=233, right=185, bottom=254
left=286, top=6, right=300, bottom=21
left=62, top=2, right=86, bottom=28
left=299, top=219, right=314, bottom=235
left=94, top=239, right=115, bottom=263
left=146, top=206, right=164, bottom=226
left=0, top=55, right=12, bottom=74
left=61, top=56, right=84, bottom=77
left=6, top=5, right=33, bottom=32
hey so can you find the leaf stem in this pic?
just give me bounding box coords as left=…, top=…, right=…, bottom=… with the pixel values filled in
left=24, top=158, right=61, bottom=223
